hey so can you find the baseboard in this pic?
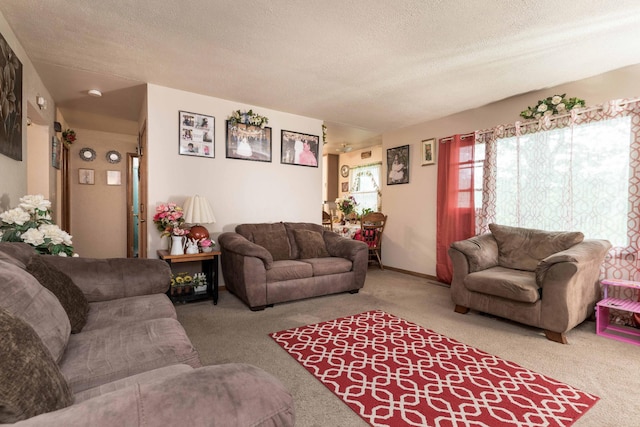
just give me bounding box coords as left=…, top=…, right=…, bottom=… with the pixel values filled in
left=381, top=266, right=445, bottom=286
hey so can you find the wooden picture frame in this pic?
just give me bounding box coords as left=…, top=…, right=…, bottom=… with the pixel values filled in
left=78, top=168, right=95, bottom=185
left=226, top=121, right=272, bottom=162
left=387, top=145, right=410, bottom=185
left=179, top=110, right=214, bottom=158
left=421, top=138, right=436, bottom=166
left=280, top=130, right=319, bottom=167
left=0, top=31, right=23, bottom=161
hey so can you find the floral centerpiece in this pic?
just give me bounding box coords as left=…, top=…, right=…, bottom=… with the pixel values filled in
left=0, top=194, right=75, bottom=256
left=62, top=128, right=76, bottom=146
left=335, top=195, right=357, bottom=217
left=228, top=109, right=269, bottom=128
left=152, top=202, right=187, bottom=237
left=520, top=94, right=586, bottom=120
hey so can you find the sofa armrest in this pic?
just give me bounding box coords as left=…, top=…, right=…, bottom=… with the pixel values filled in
left=535, top=239, right=612, bottom=285
left=14, top=364, right=295, bottom=427
left=42, top=256, right=171, bottom=302
left=323, top=232, right=368, bottom=261
left=450, top=233, right=499, bottom=273
left=218, top=232, right=273, bottom=269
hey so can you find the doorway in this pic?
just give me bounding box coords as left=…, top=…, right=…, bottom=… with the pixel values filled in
left=126, top=153, right=140, bottom=257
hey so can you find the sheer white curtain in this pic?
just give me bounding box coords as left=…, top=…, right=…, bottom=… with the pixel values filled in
left=349, top=163, right=381, bottom=213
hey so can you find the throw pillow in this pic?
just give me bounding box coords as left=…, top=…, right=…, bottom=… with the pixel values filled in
left=0, top=307, right=73, bottom=423
left=489, top=223, right=584, bottom=271
left=293, top=229, right=329, bottom=259
left=26, top=256, right=89, bottom=334
left=253, top=230, right=292, bottom=261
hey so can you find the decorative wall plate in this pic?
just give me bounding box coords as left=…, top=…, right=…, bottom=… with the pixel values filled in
left=341, top=165, right=350, bottom=177
left=79, top=147, right=96, bottom=161
left=106, top=150, right=122, bottom=164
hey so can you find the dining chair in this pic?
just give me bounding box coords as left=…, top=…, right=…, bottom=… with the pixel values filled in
left=356, top=212, right=387, bottom=270
left=322, top=210, right=333, bottom=231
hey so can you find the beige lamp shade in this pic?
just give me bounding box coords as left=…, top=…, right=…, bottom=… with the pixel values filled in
left=183, top=195, right=216, bottom=240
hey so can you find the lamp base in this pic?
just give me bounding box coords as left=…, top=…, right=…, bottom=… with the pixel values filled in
left=187, top=225, right=209, bottom=241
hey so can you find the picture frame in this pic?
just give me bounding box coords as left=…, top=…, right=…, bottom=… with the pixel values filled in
left=387, top=145, right=410, bottom=185
left=107, top=170, right=121, bottom=186
left=179, top=110, right=214, bottom=158
left=280, top=130, right=319, bottom=167
left=51, top=135, right=61, bottom=169
left=226, top=120, right=272, bottom=162
left=421, top=138, right=436, bottom=166
left=341, top=182, right=349, bottom=192
left=78, top=168, right=95, bottom=185
left=0, top=31, right=23, bottom=161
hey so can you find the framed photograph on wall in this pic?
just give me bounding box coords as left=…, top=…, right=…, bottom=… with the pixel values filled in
left=179, top=110, right=214, bottom=158
left=421, top=138, right=436, bottom=166
left=78, top=168, right=95, bottom=185
left=387, top=145, right=410, bottom=185
left=51, top=136, right=61, bottom=169
left=107, top=170, right=121, bottom=186
left=0, top=31, right=23, bottom=161
left=341, top=182, right=349, bottom=192
left=226, top=121, right=272, bottom=162
left=280, top=130, right=319, bottom=167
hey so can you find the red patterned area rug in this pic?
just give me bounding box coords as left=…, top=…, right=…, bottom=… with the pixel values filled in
left=270, top=310, right=598, bottom=427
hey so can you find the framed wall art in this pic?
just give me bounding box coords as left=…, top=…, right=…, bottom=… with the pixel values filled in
left=179, top=110, right=214, bottom=158
left=421, top=138, right=436, bottom=166
left=226, top=121, right=272, bottom=162
left=281, top=130, right=319, bottom=167
left=51, top=136, right=61, bottom=169
left=0, top=31, right=22, bottom=161
left=387, top=145, right=409, bottom=185
left=107, top=170, right=121, bottom=186
left=78, top=168, right=95, bottom=185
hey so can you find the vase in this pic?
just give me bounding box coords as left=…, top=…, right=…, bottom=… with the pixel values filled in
left=170, top=235, right=186, bottom=256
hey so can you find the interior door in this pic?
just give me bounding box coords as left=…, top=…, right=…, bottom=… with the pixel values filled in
left=126, top=153, right=140, bottom=257
left=138, top=124, right=148, bottom=258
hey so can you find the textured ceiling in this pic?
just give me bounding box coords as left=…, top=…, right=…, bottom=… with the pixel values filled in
left=2, top=1, right=640, bottom=151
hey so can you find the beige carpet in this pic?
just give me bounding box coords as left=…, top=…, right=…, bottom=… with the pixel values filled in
left=176, top=269, right=640, bottom=427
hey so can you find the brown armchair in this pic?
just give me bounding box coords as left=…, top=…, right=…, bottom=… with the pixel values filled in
left=448, top=223, right=611, bottom=343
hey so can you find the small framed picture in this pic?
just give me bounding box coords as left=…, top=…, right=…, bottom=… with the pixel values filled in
left=387, top=145, right=410, bottom=185
left=421, top=138, right=436, bottom=166
left=78, top=168, right=95, bottom=185
left=179, top=110, right=215, bottom=158
left=281, top=130, right=319, bottom=167
left=341, top=182, right=349, bottom=192
left=226, top=121, right=272, bottom=162
left=51, top=136, right=61, bottom=169
left=107, top=170, right=121, bottom=186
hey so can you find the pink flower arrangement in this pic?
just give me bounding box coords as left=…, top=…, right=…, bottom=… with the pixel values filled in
left=199, top=238, right=213, bottom=247
left=153, top=202, right=187, bottom=237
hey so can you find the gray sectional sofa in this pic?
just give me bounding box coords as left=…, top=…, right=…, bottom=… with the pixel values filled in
left=219, top=222, right=368, bottom=310
left=0, top=242, right=294, bottom=426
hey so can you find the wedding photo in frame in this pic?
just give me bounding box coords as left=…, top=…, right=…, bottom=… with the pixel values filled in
left=281, top=130, right=319, bottom=167
left=226, top=121, right=272, bottom=162
left=387, top=145, right=409, bottom=185
left=421, top=138, right=436, bottom=166
left=179, top=110, right=214, bottom=158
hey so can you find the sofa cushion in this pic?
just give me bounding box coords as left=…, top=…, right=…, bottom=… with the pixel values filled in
left=84, top=294, right=177, bottom=332
left=0, top=260, right=71, bottom=363
left=293, top=229, right=329, bottom=259
left=0, top=242, right=35, bottom=269
left=464, top=266, right=540, bottom=303
left=284, top=222, right=326, bottom=259
left=60, top=317, right=201, bottom=393
left=299, top=257, right=352, bottom=277
left=266, top=260, right=313, bottom=282
left=252, top=230, right=291, bottom=261
left=489, top=223, right=584, bottom=271
left=0, top=307, right=73, bottom=423
left=26, top=255, right=89, bottom=334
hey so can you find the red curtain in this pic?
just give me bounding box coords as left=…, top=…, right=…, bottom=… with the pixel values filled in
left=436, top=134, right=476, bottom=284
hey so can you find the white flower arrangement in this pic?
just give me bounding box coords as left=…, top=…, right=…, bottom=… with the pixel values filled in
left=228, top=109, right=269, bottom=128
left=520, top=94, right=586, bottom=120
left=0, top=194, right=76, bottom=256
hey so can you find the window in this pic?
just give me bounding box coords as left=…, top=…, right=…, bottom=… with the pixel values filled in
left=349, top=163, right=381, bottom=213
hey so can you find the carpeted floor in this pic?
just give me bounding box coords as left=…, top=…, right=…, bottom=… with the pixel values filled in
left=176, top=269, right=640, bottom=427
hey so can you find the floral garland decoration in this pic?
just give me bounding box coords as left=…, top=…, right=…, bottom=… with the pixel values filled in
left=228, top=109, right=269, bottom=128
left=62, top=128, right=77, bottom=146
left=520, top=94, right=585, bottom=120
left=0, top=194, right=76, bottom=256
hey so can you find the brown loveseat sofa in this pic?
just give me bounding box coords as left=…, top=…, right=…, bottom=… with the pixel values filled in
left=448, top=224, right=611, bottom=344
left=0, top=242, right=294, bottom=426
left=219, top=222, right=368, bottom=310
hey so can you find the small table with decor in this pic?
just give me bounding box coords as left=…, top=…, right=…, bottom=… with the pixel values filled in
left=157, top=249, right=221, bottom=305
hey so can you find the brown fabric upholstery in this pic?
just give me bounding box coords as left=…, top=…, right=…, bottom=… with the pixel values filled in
left=0, top=242, right=35, bottom=269
left=450, top=233, right=499, bottom=273
left=293, top=229, right=329, bottom=259
left=266, top=260, right=313, bottom=282
left=0, top=260, right=71, bottom=363
left=253, top=229, right=291, bottom=260
left=300, top=257, right=353, bottom=277
left=283, top=222, right=326, bottom=260
left=464, top=266, right=539, bottom=303
left=26, top=256, right=90, bottom=333
left=489, top=223, right=584, bottom=271
left=0, top=308, right=73, bottom=423
left=83, top=294, right=177, bottom=332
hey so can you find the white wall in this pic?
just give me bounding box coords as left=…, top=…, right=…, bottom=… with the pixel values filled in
left=146, top=84, right=324, bottom=255
left=381, top=64, right=640, bottom=277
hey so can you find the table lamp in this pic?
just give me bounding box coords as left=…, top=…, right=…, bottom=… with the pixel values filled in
left=183, top=195, right=216, bottom=240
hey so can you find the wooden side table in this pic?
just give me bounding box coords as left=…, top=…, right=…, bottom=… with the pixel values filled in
left=157, top=249, right=221, bottom=305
